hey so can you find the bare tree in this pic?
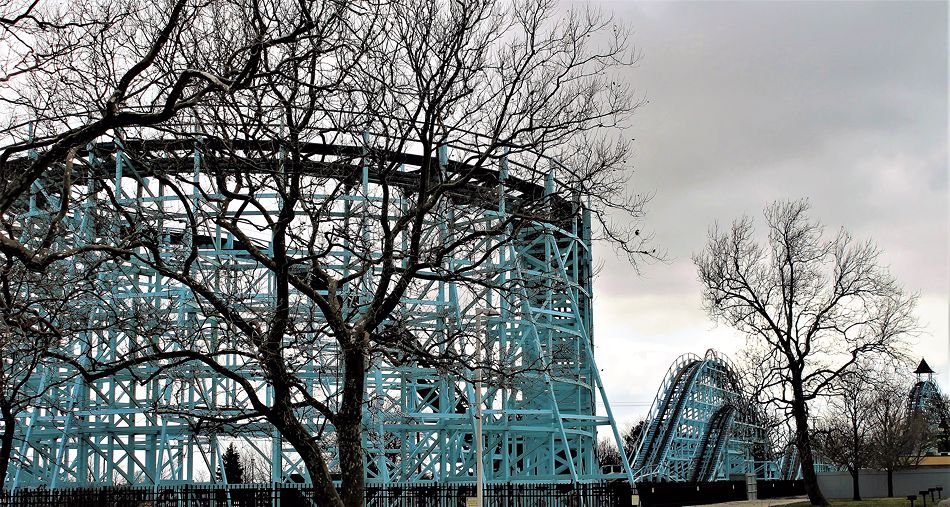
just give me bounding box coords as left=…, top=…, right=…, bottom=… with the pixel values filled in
left=0, top=249, right=131, bottom=483
left=693, top=199, right=917, bottom=506
left=0, top=0, right=372, bottom=496
left=937, top=394, right=950, bottom=453
left=240, top=447, right=273, bottom=484
left=0, top=0, right=339, bottom=266
left=812, top=368, right=876, bottom=501
left=0, top=261, right=65, bottom=484
left=595, top=439, right=622, bottom=471
left=18, top=0, right=652, bottom=505
left=867, top=376, right=930, bottom=497
left=596, top=419, right=645, bottom=470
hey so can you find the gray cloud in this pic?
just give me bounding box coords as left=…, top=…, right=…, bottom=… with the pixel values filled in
left=589, top=1, right=949, bottom=423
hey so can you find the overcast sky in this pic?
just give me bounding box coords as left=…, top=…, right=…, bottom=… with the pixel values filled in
left=586, top=1, right=949, bottom=428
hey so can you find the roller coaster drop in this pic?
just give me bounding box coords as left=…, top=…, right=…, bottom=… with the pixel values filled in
left=630, top=355, right=950, bottom=482
left=630, top=350, right=777, bottom=483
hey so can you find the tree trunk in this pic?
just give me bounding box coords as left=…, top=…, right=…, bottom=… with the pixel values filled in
left=0, top=403, right=15, bottom=487
left=887, top=469, right=893, bottom=497
left=338, top=345, right=367, bottom=507
left=262, top=190, right=345, bottom=507
left=792, top=397, right=828, bottom=506
left=849, top=467, right=860, bottom=501
left=269, top=404, right=343, bottom=507
left=338, top=413, right=365, bottom=507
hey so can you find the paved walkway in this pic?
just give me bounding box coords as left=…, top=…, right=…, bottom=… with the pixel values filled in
left=701, top=497, right=806, bottom=506
left=702, top=497, right=949, bottom=507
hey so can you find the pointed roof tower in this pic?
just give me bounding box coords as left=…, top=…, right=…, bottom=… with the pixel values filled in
left=914, top=358, right=934, bottom=381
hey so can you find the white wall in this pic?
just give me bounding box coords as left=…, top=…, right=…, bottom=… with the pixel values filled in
left=817, top=468, right=950, bottom=499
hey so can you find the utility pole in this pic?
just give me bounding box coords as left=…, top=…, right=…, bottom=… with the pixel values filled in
left=474, top=308, right=499, bottom=507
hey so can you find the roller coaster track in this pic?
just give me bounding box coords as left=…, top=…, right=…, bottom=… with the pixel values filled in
left=690, top=405, right=737, bottom=483
left=638, top=362, right=703, bottom=471
left=779, top=445, right=799, bottom=481
left=631, top=350, right=772, bottom=482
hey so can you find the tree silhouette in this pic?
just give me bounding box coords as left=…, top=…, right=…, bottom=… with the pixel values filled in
left=695, top=200, right=916, bottom=506
left=222, top=443, right=245, bottom=485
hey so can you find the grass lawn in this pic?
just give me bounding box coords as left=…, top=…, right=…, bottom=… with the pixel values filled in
left=786, top=498, right=921, bottom=507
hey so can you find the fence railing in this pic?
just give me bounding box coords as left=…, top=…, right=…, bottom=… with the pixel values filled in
left=0, top=480, right=803, bottom=507
left=0, top=482, right=635, bottom=507
left=634, top=480, right=804, bottom=507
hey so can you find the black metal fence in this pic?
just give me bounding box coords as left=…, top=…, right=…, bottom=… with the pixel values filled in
left=633, top=479, right=804, bottom=507
left=634, top=481, right=745, bottom=507
left=0, top=480, right=804, bottom=507
left=0, top=482, right=634, bottom=507
left=756, top=479, right=805, bottom=499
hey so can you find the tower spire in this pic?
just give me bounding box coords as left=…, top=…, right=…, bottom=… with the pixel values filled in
left=914, top=358, right=935, bottom=381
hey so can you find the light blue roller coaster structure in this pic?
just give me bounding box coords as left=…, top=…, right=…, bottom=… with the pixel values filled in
left=910, top=381, right=943, bottom=415
left=5, top=128, right=810, bottom=491
left=630, top=350, right=776, bottom=482
left=909, top=358, right=948, bottom=449
left=5, top=131, right=637, bottom=489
